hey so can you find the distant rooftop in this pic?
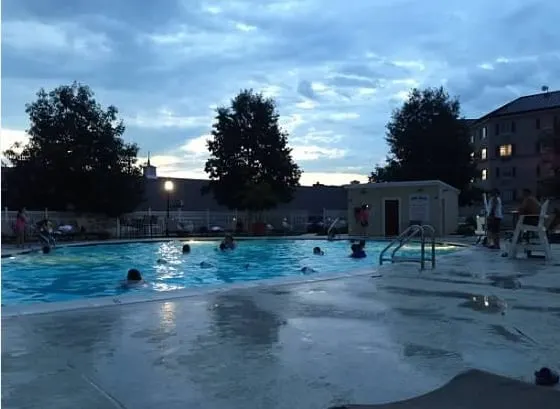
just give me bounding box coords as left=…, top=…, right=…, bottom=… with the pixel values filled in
left=476, top=90, right=560, bottom=123
left=345, top=179, right=460, bottom=193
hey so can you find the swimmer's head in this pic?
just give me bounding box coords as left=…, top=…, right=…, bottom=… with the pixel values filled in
left=351, top=243, right=359, bottom=253
left=313, top=247, right=323, bottom=255
left=157, top=258, right=167, bottom=264
left=358, top=240, right=366, bottom=248
left=182, top=244, right=191, bottom=254
left=42, top=245, right=51, bottom=254
left=127, top=268, right=142, bottom=281
left=219, top=242, right=226, bottom=251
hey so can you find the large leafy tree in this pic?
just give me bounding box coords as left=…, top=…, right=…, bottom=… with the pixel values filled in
left=371, top=87, right=477, bottom=205
left=203, top=89, right=301, bottom=211
left=3, top=82, right=144, bottom=216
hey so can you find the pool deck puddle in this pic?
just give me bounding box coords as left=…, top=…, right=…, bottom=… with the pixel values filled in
left=2, top=240, right=560, bottom=408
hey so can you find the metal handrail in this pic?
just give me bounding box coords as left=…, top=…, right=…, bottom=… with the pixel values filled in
left=379, top=225, right=421, bottom=265
left=422, top=224, right=436, bottom=269
left=379, top=224, right=436, bottom=270
left=390, top=226, right=423, bottom=259
left=327, top=217, right=340, bottom=236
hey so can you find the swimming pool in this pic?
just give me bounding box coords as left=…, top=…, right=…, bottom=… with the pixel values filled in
left=1, top=239, right=460, bottom=305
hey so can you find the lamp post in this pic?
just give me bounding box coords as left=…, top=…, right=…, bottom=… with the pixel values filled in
left=164, top=180, right=174, bottom=237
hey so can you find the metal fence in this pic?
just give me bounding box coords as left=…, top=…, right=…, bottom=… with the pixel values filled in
left=1, top=208, right=348, bottom=241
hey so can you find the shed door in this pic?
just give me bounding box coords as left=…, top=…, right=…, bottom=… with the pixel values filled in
left=384, top=199, right=400, bottom=236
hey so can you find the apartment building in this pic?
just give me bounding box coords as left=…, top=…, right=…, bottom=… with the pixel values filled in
left=470, top=90, right=560, bottom=202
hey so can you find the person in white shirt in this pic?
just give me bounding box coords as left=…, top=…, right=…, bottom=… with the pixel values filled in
left=487, top=188, right=503, bottom=249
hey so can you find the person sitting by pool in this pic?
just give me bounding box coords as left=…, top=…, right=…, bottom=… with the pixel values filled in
left=350, top=243, right=366, bottom=259
left=182, top=244, right=191, bottom=254
left=313, top=246, right=324, bottom=255
left=121, top=268, right=145, bottom=288
left=220, top=234, right=236, bottom=250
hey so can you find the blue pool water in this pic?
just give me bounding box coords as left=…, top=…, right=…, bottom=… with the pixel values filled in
left=1, top=239, right=460, bottom=305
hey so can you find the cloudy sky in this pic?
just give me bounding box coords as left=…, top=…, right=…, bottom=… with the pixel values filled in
left=2, top=0, right=560, bottom=185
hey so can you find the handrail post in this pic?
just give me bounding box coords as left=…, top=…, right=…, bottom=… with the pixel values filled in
left=420, top=227, right=425, bottom=270
left=431, top=235, right=436, bottom=268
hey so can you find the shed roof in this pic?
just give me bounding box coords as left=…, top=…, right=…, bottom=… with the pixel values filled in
left=345, top=180, right=460, bottom=193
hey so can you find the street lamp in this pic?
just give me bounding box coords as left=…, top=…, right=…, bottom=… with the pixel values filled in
left=164, top=180, right=174, bottom=237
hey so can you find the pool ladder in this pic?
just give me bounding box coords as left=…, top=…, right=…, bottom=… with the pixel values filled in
left=379, top=224, right=436, bottom=270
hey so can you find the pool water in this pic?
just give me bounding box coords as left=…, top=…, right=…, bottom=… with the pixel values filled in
left=1, top=240, right=460, bottom=305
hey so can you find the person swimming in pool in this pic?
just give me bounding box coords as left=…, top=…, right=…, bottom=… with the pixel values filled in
left=220, top=234, right=236, bottom=250
left=350, top=242, right=366, bottom=259
left=313, top=246, right=324, bottom=255
left=121, top=268, right=146, bottom=288
left=182, top=244, right=191, bottom=254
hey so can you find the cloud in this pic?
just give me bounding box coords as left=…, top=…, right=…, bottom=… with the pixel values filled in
left=1, top=129, right=30, bottom=152
left=125, top=109, right=210, bottom=129
left=2, top=0, right=560, bottom=187
left=2, top=20, right=112, bottom=58
left=0, top=128, right=30, bottom=163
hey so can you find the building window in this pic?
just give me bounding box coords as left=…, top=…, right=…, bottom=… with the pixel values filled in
left=481, top=169, right=488, bottom=180
left=502, top=167, right=516, bottom=178
left=481, top=148, right=487, bottom=160
left=482, top=127, right=487, bottom=139
left=502, top=189, right=518, bottom=203
left=499, top=144, right=513, bottom=157
left=536, top=118, right=541, bottom=129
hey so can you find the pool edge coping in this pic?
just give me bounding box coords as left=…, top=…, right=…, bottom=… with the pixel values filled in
left=1, top=267, right=381, bottom=318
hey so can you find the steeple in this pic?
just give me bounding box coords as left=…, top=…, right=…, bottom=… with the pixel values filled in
left=142, top=151, right=157, bottom=179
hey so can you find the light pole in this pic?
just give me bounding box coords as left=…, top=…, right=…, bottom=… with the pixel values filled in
left=164, top=180, right=174, bottom=237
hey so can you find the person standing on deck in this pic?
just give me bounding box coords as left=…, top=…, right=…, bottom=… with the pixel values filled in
left=487, top=189, right=503, bottom=249
left=14, top=208, right=28, bottom=248
left=358, top=204, right=370, bottom=236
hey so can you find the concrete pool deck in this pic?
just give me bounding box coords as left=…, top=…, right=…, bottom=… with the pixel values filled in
left=2, top=243, right=560, bottom=408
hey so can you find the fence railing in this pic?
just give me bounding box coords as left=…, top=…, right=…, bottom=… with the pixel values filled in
left=1, top=208, right=348, bottom=241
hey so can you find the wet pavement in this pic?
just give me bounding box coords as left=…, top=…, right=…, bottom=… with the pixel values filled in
left=2, top=245, right=560, bottom=408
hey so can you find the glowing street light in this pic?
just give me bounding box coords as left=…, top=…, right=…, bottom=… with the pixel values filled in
left=164, top=180, right=174, bottom=237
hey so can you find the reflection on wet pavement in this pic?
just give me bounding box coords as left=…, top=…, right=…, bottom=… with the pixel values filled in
left=459, top=294, right=507, bottom=314
left=2, top=246, right=560, bottom=409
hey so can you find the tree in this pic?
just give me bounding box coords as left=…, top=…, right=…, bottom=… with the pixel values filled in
left=3, top=82, right=144, bottom=216
left=371, top=87, right=476, bottom=205
left=203, top=89, right=301, bottom=211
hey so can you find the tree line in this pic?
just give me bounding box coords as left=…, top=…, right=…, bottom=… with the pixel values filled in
left=4, top=81, right=532, bottom=217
